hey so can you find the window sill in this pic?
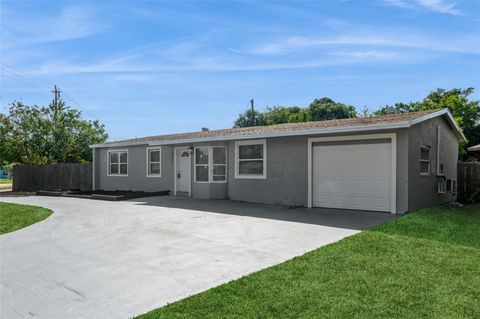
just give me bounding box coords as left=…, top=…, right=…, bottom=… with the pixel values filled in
left=194, top=181, right=228, bottom=184
left=234, top=175, right=267, bottom=180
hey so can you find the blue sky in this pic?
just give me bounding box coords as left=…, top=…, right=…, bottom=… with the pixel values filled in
left=1, top=0, right=479, bottom=141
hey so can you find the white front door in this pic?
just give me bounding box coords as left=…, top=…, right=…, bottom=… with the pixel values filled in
left=175, top=147, right=190, bottom=194
left=312, top=141, right=392, bottom=212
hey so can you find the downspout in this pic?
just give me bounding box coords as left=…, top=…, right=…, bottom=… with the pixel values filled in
left=436, top=125, right=442, bottom=176
left=92, top=147, right=96, bottom=191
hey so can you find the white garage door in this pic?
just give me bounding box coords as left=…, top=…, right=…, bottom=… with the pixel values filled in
left=312, top=141, right=392, bottom=212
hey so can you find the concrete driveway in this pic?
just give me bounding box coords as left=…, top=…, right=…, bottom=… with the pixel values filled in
left=0, top=195, right=395, bottom=319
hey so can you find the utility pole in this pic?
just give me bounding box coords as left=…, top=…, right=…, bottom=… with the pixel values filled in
left=51, top=85, right=61, bottom=105
left=51, top=85, right=62, bottom=130
left=249, top=98, right=255, bottom=126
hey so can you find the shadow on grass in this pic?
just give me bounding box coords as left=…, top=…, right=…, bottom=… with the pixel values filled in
left=370, top=204, right=480, bottom=249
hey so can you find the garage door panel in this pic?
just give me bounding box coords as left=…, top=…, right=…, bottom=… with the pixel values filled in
left=315, top=163, right=390, bottom=179
left=315, top=145, right=389, bottom=163
left=313, top=195, right=390, bottom=211
left=312, top=142, right=392, bottom=212
left=315, top=181, right=390, bottom=197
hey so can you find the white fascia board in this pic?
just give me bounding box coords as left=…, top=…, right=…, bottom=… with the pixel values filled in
left=445, top=110, right=467, bottom=142
left=90, top=122, right=410, bottom=149
left=408, top=108, right=466, bottom=142
left=89, top=109, right=466, bottom=149
left=90, top=140, right=149, bottom=149
left=147, top=122, right=411, bottom=146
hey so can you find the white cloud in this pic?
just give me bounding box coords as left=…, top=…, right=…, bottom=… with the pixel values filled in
left=383, top=0, right=463, bottom=15
left=243, top=32, right=479, bottom=55
left=2, top=4, right=105, bottom=50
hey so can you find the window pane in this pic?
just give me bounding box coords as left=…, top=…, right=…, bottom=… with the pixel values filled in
left=195, top=148, right=209, bottom=164
left=150, top=150, right=160, bottom=162
left=213, top=165, right=225, bottom=175
left=196, top=165, right=209, bottom=182
left=213, top=147, right=226, bottom=164
left=420, top=148, right=429, bottom=160
left=110, top=164, right=118, bottom=174
left=119, top=152, right=128, bottom=163
left=120, top=163, right=128, bottom=175
left=150, top=163, right=160, bottom=175
left=420, top=161, right=429, bottom=174
left=213, top=175, right=225, bottom=181
left=239, top=144, right=263, bottom=159
left=239, top=160, right=264, bottom=175
left=110, top=152, right=119, bottom=163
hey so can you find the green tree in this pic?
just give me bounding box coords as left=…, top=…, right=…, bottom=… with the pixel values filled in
left=233, top=109, right=266, bottom=128
left=0, top=101, right=108, bottom=165
left=233, top=98, right=357, bottom=128
left=374, top=88, right=480, bottom=158
left=263, top=106, right=306, bottom=125
left=306, top=98, right=357, bottom=121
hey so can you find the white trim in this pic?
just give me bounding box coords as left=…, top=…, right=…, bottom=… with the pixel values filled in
left=146, top=147, right=162, bottom=177
left=193, top=146, right=227, bottom=184
left=234, top=139, right=267, bottom=179
left=409, top=109, right=466, bottom=141
left=212, top=146, right=228, bottom=184
left=194, top=146, right=210, bottom=183
left=90, top=108, right=466, bottom=149
left=107, top=149, right=128, bottom=177
left=92, top=122, right=411, bottom=148
left=420, top=145, right=431, bottom=176
left=307, top=133, right=397, bottom=214
left=173, top=147, right=191, bottom=196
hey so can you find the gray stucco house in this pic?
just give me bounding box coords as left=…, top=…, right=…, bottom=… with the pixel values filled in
left=90, top=108, right=465, bottom=214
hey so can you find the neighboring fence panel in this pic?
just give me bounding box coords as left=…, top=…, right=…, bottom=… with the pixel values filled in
left=457, top=162, right=480, bottom=203
left=13, top=163, right=92, bottom=191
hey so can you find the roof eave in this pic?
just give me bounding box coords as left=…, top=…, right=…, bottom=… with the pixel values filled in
left=89, top=109, right=467, bottom=149
left=90, top=122, right=411, bottom=149
left=148, top=122, right=411, bottom=146
left=408, top=108, right=467, bottom=142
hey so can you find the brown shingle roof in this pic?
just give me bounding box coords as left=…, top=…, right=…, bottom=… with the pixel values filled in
left=101, top=109, right=442, bottom=146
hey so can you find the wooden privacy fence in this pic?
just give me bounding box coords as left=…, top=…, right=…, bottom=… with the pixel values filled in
left=13, top=163, right=92, bottom=192
left=457, top=162, right=480, bottom=203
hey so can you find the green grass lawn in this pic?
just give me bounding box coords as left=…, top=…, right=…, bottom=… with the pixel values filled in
left=0, top=179, right=12, bottom=184
left=0, top=202, right=52, bottom=235
left=137, top=204, right=480, bottom=319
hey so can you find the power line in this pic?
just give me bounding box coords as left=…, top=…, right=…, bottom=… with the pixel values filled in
left=51, top=85, right=61, bottom=105
left=0, top=63, right=100, bottom=120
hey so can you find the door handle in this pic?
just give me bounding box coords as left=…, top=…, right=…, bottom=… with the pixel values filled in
left=177, top=173, right=181, bottom=178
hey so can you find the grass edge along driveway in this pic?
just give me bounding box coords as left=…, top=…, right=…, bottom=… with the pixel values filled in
left=137, top=204, right=480, bottom=319
left=0, top=202, right=52, bottom=235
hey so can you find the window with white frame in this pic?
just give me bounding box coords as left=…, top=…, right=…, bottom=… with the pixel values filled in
left=235, top=140, right=266, bottom=179
left=212, top=147, right=226, bottom=182
left=194, top=146, right=227, bottom=183
left=108, top=150, right=128, bottom=176
left=420, top=146, right=430, bottom=175
left=195, top=147, right=209, bottom=182
left=147, top=147, right=161, bottom=177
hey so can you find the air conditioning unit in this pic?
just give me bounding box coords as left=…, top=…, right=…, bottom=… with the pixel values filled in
left=438, top=178, right=457, bottom=194
left=446, top=178, right=457, bottom=193
left=438, top=180, right=446, bottom=194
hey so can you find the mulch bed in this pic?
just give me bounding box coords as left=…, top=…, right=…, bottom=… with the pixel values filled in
left=36, top=190, right=170, bottom=201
